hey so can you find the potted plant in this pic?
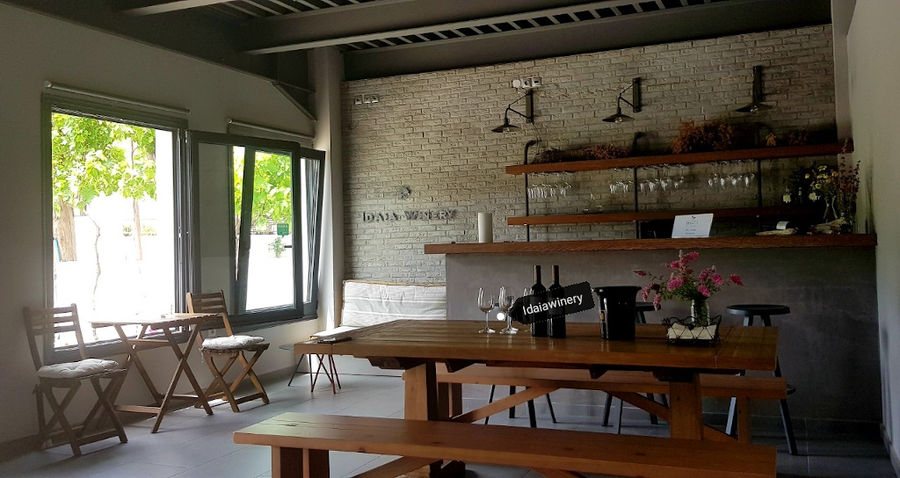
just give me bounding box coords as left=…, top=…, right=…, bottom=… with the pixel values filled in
left=634, top=251, right=743, bottom=344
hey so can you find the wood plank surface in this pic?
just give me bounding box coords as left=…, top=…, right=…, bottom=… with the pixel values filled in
left=324, top=321, right=776, bottom=373
left=90, top=312, right=219, bottom=328
left=423, top=234, right=877, bottom=254
left=434, top=365, right=786, bottom=399
left=234, top=412, right=775, bottom=478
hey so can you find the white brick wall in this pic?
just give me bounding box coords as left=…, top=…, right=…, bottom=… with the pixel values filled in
left=342, top=25, right=836, bottom=282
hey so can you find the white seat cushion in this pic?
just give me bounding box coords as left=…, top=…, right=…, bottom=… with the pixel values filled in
left=38, top=358, right=120, bottom=379
left=202, top=334, right=266, bottom=350
left=341, top=280, right=446, bottom=327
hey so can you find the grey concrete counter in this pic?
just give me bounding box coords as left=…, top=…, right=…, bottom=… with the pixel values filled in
left=444, top=246, right=878, bottom=423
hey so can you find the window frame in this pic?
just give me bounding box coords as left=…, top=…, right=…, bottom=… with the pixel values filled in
left=41, top=93, right=190, bottom=358
left=187, top=130, right=325, bottom=330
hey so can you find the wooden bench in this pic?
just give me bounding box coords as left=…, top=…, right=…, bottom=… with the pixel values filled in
left=234, top=412, right=776, bottom=477
left=435, top=364, right=787, bottom=443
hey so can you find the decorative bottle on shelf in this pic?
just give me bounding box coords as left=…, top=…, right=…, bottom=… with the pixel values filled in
left=530, top=265, right=548, bottom=337
left=548, top=265, right=566, bottom=338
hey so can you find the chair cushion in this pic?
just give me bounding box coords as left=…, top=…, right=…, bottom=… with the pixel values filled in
left=341, top=280, right=446, bottom=327
left=202, top=335, right=266, bottom=350
left=38, top=358, right=120, bottom=379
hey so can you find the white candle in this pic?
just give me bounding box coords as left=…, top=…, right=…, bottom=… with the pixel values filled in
left=477, top=212, right=493, bottom=243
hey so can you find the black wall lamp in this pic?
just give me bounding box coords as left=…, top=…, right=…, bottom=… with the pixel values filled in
left=736, top=65, right=772, bottom=113
left=492, top=90, right=534, bottom=133
left=603, top=78, right=642, bottom=123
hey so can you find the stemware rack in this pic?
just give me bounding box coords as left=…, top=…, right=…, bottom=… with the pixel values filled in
left=505, top=143, right=848, bottom=240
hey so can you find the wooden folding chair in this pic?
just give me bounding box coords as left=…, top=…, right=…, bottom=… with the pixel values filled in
left=23, top=305, right=128, bottom=456
left=186, top=291, right=270, bottom=412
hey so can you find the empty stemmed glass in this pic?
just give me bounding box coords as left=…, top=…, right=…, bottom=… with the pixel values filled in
left=476, top=287, right=496, bottom=334
left=498, top=286, right=517, bottom=335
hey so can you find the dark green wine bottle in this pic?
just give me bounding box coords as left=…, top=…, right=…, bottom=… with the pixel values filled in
left=548, top=265, right=566, bottom=338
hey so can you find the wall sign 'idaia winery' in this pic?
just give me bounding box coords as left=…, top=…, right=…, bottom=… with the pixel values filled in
left=362, top=209, right=457, bottom=223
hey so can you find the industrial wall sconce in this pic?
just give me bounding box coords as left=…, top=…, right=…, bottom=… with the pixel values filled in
left=492, top=90, right=534, bottom=133
left=736, top=65, right=772, bottom=113
left=602, top=78, right=642, bottom=123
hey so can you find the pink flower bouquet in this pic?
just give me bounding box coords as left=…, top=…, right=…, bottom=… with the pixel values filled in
left=634, top=250, right=743, bottom=326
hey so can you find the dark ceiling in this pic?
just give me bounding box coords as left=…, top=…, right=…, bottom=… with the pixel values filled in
left=6, top=0, right=831, bottom=86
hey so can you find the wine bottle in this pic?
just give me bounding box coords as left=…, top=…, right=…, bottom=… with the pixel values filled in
left=530, top=265, right=548, bottom=337
left=548, top=265, right=566, bottom=338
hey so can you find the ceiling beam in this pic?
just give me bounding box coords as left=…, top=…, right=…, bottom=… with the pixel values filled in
left=344, top=0, right=831, bottom=80
left=239, top=0, right=620, bottom=54
left=121, top=0, right=233, bottom=16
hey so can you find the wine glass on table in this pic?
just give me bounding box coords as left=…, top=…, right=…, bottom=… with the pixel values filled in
left=477, top=287, right=496, bottom=334
left=498, top=286, right=517, bottom=335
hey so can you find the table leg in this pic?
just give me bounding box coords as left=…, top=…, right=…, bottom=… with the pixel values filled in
left=404, top=362, right=438, bottom=421
left=152, top=326, right=212, bottom=433
left=271, top=446, right=328, bottom=478
left=667, top=372, right=704, bottom=440
left=113, top=325, right=163, bottom=405
left=404, top=362, right=455, bottom=477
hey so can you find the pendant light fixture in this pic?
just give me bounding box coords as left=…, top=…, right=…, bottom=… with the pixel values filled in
left=736, top=65, right=772, bottom=114
left=602, top=78, right=641, bottom=123
left=492, top=90, right=534, bottom=133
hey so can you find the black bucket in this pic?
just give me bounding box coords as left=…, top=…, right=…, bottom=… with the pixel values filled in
left=593, top=286, right=642, bottom=340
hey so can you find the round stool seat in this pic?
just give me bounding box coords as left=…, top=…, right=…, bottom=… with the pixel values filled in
left=635, top=301, right=655, bottom=312
left=726, top=304, right=790, bottom=316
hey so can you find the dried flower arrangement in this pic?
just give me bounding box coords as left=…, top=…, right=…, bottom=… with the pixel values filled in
left=534, top=143, right=629, bottom=163
left=670, top=119, right=734, bottom=154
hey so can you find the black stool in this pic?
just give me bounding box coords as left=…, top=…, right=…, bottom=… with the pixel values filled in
left=726, top=304, right=798, bottom=455
left=484, top=386, right=555, bottom=427
left=602, top=302, right=668, bottom=432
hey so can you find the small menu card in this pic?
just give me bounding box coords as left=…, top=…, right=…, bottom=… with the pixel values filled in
left=671, top=213, right=714, bottom=238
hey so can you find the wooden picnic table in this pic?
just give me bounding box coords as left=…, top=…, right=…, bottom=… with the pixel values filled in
left=293, top=319, right=778, bottom=476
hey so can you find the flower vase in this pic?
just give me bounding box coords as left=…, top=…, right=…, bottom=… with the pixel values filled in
left=690, top=298, right=710, bottom=326
left=823, top=197, right=838, bottom=222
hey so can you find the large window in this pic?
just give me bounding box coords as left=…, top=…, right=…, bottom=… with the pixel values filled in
left=43, top=95, right=324, bottom=348
left=190, top=132, right=324, bottom=325
left=43, top=95, right=188, bottom=345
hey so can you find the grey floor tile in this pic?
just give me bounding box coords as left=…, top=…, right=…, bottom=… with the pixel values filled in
left=0, top=373, right=893, bottom=478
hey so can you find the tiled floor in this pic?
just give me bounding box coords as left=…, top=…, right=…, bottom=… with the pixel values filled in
left=0, top=374, right=894, bottom=477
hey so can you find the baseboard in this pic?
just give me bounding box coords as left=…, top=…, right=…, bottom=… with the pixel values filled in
left=0, top=435, right=42, bottom=462
left=881, top=423, right=900, bottom=477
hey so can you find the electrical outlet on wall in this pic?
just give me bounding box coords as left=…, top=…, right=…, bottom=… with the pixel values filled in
left=354, top=96, right=363, bottom=105
left=522, top=77, right=533, bottom=88
left=531, top=76, right=542, bottom=87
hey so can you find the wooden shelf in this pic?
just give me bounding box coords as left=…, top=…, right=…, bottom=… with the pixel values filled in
left=508, top=206, right=817, bottom=226
left=505, top=143, right=848, bottom=175
left=424, top=234, right=876, bottom=255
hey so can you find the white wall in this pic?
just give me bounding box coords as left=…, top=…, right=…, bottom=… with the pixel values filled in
left=846, top=0, right=900, bottom=468
left=311, top=47, right=345, bottom=330
left=0, top=3, right=323, bottom=444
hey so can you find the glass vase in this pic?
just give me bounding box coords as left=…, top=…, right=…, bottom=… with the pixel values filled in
left=690, top=298, right=710, bottom=326
left=823, top=196, right=838, bottom=222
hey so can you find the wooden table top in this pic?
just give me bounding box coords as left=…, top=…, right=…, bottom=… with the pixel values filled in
left=325, top=320, right=777, bottom=373
left=90, top=312, right=220, bottom=328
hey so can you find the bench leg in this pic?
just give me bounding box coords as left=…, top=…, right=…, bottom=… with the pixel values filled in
left=272, top=447, right=328, bottom=478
